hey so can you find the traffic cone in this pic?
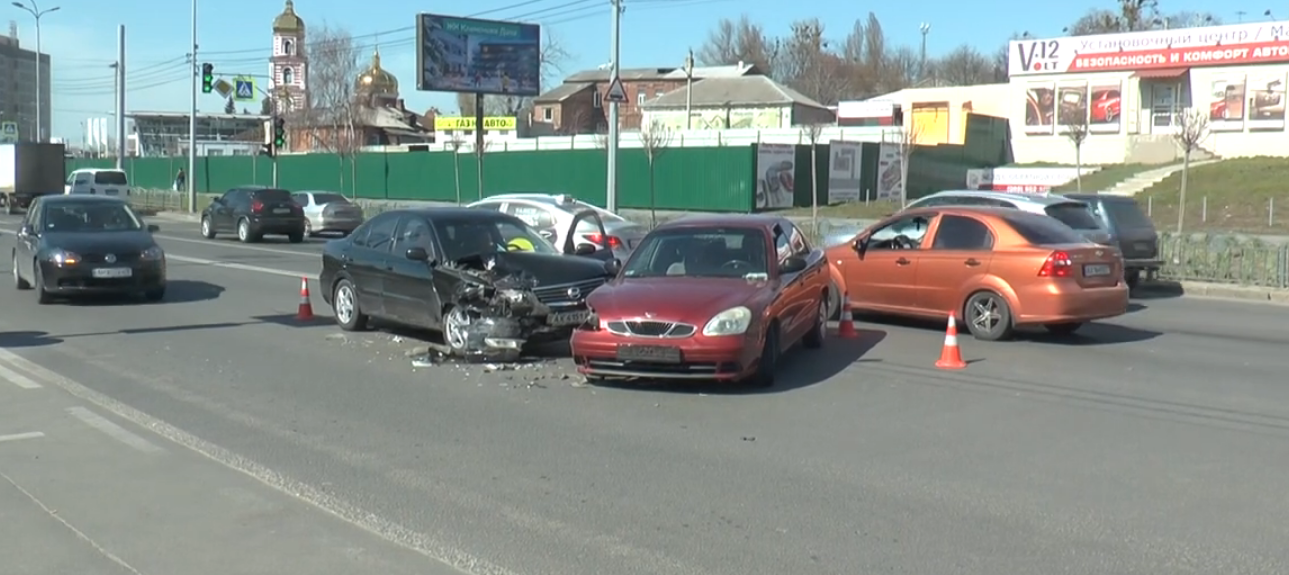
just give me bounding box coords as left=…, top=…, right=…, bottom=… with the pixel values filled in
left=934, top=313, right=967, bottom=370
left=836, top=292, right=858, bottom=339
left=296, top=277, right=314, bottom=321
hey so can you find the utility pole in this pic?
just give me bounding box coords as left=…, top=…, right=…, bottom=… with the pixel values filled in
left=684, top=47, right=693, bottom=130
left=115, top=25, right=125, bottom=168
left=918, top=23, right=930, bottom=83
left=605, top=0, right=622, bottom=212
left=187, top=0, right=198, bottom=213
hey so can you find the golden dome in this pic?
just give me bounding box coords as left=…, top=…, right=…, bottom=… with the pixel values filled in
left=273, top=0, right=305, bottom=33
left=356, top=48, right=399, bottom=95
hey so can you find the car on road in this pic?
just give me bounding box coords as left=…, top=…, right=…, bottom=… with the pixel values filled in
left=829, top=206, right=1128, bottom=341
left=468, top=193, right=647, bottom=261
left=290, top=191, right=365, bottom=237
left=1062, top=193, right=1161, bottom=289
left=321, top=207, right=620, bottom=359
left=64, top=168, right=132, bottom=198
left=200, top=186, right=306, bottom=243
left=11, top=195, right=165, bottom=303
left=572, top=215, right=829, bottom=388
left=904, top=190, right=1112, bottom=245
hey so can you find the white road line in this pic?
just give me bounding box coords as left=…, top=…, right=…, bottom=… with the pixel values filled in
left=166, top=254, right=319, bottom=280
left=0, top=359, right=42, bottom=389
left=154, top=233, right=318, bottom=258
left=0, top=431, right=44, bottom=442
left=65, top=406, right=164, bottom=454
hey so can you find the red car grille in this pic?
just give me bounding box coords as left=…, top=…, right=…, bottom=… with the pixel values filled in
left=606, top=320, right=696, bottom=338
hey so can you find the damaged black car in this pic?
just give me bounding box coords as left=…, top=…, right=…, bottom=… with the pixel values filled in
left=320, top=207, right=619, bottom=360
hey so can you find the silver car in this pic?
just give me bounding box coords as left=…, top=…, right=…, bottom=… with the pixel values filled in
left=468, top=193, right=647, bottom=260
left=904, top=190, right=1112, bottom=244
left=291, top=191, right=365, bottom=236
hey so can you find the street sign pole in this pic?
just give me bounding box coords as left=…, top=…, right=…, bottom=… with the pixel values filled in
left=605, top=0, right=623, bottom=212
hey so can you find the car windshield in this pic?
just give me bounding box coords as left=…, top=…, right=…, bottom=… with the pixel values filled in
left=93, top=171, right=128, bottom=185
left=1102, top=199, right=1154, bottom=229
left=623, top=227, right=768, bottom=279
left=42, top=202, right=143, bottom=232
left=1004, top=212, right=1089, bottom=245
left=313, top=193, right=349, bottom=204
left=436, top=216, right=560, bottom=261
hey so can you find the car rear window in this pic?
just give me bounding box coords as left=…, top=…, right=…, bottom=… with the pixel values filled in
left=253, top=189, right=293, bottom=202
left=93, top=171, right=128, bottom=185
left=1102, top=199, right=1154, bottom=229
left=312, top=193, right=349, bottom=204
left=1044, top=202, right=1102, bottom=230
left=1004, top=212, right=1089, bottom=245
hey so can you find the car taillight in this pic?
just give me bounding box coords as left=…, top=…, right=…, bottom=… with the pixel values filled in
left=250, top=200, right=264, bottom=213
left=290, top=203, right=302, bottom=214
left=1038, top=251, right=1073, bottom=277
left=585, top=233, right=622, bottom=248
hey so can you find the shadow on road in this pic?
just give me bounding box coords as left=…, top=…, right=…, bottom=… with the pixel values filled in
left=1020, top=322, right=1161, bottom=346
left=0, top=330, right=63, bottom=347
left=206, top=236, right=329, bottom=246
left=1132, top=280, right=1185, bottom=300
left=59, top=280, right=225, bottom=306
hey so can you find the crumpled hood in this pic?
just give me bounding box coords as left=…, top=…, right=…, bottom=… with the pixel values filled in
left=453, top=251, right=609, bottom=286
left=588, top=277, right=768, bottom=326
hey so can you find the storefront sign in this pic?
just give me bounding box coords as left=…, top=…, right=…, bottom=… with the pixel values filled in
left=1009, top=21, right=1289, bottom=76
left=433, top=116, right=517, bottom=131
left=965, top=167, right=1096, bottom=193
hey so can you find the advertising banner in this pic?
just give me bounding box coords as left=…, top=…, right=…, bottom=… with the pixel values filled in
left=1247, top=72, right=1286, bottom=130
left=875, top=143, right=903, bottom=201
left=1088, top=82, right=1122, bottom=133
left=433, top=116, right=518, bottom=131
left=827, top=140, right=862, bottom=203
left=1208, top=77, right=1247, bottom=132
left=416, top=14, right=541, bottom=96
left=1056, top=82, right=1088, bottom=130
left=1024, top=83, right=1055, bottom=134
left=965, top=167, right=1092, bottom=193
left=1009, top=21, right=1289, bottom=76
left=755, top=143, right=795, bottom=210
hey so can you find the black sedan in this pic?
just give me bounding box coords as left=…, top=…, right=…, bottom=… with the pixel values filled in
left=11, top=195, right=166, bottom=304
left=320, top=207, right=619, bottom=359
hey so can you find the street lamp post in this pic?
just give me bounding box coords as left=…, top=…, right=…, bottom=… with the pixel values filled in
left=12, top=1, right=58, bottom=143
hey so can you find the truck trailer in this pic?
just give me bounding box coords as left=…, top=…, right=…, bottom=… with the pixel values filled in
left=0, top=142, right=67, bottom=215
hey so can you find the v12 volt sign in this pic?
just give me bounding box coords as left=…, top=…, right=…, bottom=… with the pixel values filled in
left=1016, top=40, right=1061, bottom=72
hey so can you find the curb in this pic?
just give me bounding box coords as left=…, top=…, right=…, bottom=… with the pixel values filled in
left=1174, top=281, right=1289, bottom=304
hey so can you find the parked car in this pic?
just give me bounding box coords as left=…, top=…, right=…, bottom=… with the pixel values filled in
left=905, top=190, right=1112, bottom=245
left=11, top=195, right=165, bottom=303
left=320, top=207, right=619, bottom=359
left=291, top=191, right=365, bottom=236
left=468, top=193, right=647, bottom=261
left=200, top=186, right=306, bottom=243
left=64, top=168, right=132, bottom=198
left=1061, top=194, right=1161, bottom=289
left=571, top=215, right=830, bottom=388
left=828, top=207, right=1128, bottom=341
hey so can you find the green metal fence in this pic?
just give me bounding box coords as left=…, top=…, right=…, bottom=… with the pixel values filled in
left=1157, top=233, right=1289, bottom=289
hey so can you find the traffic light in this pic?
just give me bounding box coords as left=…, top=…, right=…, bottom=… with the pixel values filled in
left=272, top=117, right=286, bottom=149
left=201, top=63, right=214, bottom=94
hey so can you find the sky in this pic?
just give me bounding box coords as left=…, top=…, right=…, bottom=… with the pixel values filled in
left=29, top=0, right=1267, bottom=143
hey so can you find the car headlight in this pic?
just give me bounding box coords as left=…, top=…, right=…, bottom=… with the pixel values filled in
left=141, top=246, right=164, bottom=260
left=47, top=249, right=79, bottom=265
left=702, top=306, right=752, bottom=336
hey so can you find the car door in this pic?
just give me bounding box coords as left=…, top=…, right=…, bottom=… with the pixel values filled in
left=844, top=213, right=932, bottom=311
left=211, top=189, right=240, bottom=231
left=564, top=209, right=614, bottom=262
left=346, top=212, right=399, bottom=318
left=383, top=215, right=440, bottom=328
left=915, top=214, right=996, bottom=315
left=15, top=198, right=43, bottom=279
left=773, top=222, right=825, bottom=341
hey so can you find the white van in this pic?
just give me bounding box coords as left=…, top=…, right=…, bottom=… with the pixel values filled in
left=65, top=168, right=132, bottom=197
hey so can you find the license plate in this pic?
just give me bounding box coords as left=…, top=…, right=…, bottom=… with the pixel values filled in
left=92, top=267, right=132, bottom=279
left=616, top=344, right=682, bottom=364
left=104, top=189, right=119, bottom=195
left=1083, top=264, right=1111, bottom=277
left=547, top=309, right=592, bottom=326
left=272, top=207, right=290, bottom=214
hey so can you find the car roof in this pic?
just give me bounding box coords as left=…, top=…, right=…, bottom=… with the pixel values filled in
left=899, top=205, right=1033, bottom=219
left=71, top=168, right=125, bottom=173
left=1060, top=193, right=1134, bottom=203
left=400, top=207, right=524, bottom=221
left=920, top=190, right=1084, bottom=206
left=41, top=194, right=128, bottom=205
left=658, top=213, right=783, bottom=230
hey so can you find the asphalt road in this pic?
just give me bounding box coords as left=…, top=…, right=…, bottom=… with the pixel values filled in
left=2, top=212, right=1289, bottom=574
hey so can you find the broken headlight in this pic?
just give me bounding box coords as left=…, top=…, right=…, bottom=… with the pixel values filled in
left=498, top=289, right=528, bottom=303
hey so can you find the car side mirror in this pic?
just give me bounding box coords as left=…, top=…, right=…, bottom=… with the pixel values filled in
left=405, top=247, right=429, bottom=261
left=17, top=224, right=33, bottom=237
left=147, top=224, right=160, bottom=233
left=603, top=258, right=622, bottom=276
left=780, top=255, right=808, bottom=274
left=209, top=197, right=222, bottom=205
left=573, top=243, right=598, bottom=256
left=852, top=237, right=869, bottom=259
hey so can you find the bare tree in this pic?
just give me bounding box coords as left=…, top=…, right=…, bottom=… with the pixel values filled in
left=697, top=16, right=780, bottom=75
left=801, top=123, right=824, bottom=233
left=446, top=136, right=465, bottom=205
left=777, top=19, right=853, bottom=105
left=1065, top=1, right=1219, bottom=35
left=933, top=45, right=996, bottom=86
left=1062, top=115, right=1090, bottom=191
left=638, top=121, right=674, bottom=225
left=892, top=122, right=923, bottom=207
left=1172, top=109, right=1210, bottom=234
left=307, top=23, right=362, bottom=193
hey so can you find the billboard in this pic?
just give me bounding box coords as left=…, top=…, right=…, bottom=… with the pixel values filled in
left=416, top=13, right=541, bottom=97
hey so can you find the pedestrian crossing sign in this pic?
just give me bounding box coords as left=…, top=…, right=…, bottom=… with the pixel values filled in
left=234, top=78, right=256, bottom=101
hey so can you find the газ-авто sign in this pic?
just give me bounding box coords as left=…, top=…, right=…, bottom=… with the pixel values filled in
left=1009, top=21, right=1289, bottom=76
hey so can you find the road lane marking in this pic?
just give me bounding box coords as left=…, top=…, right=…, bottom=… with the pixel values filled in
left=0, top=431, right=44, bottom=442
left=0, top=359, right=42, bottom=388
left=166, top=254, right=320, bottom=280
left=66, top=406, right=164, bottom=454
left=154, top=233, right=320, bottom=258
left=1, top=471, right=146, bottom=575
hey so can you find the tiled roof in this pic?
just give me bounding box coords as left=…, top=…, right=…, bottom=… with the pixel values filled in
left=533, top=82, right=593, bottom=103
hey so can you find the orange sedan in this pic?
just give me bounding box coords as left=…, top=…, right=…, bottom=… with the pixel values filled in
left=826, top=207, right=1129, bottom=340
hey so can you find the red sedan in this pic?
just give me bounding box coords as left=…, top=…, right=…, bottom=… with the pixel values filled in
left=571, top=215, right=831, bottom=387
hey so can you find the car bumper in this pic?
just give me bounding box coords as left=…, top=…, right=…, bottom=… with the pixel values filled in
left=251, top=216, right=306, bottom=234
left=1122, top=258, right=1163, bottom=271
left=570, top=329, right=758, bottom=381
left=38, top=260, right=165, bottom=294
left=315, top=216, right=363, bottom=232
left=1015, top=283, right=1130, bottom=325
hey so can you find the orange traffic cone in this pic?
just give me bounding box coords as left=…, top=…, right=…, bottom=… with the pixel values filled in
left=296, top=277, right=314, bottom=321
left=935, top=313, right=967, bottom=370
left=836, top=292, right=858, bottom=339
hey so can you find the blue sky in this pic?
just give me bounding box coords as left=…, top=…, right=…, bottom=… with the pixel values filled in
left=33, top=0, right=1257, bottom=142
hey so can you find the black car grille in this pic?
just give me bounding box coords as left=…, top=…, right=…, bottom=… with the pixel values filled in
left=532, top=277, right=605, bottom=307
left=81, top=252, right=141, bottom=263
left=606, top=320, right=696, bottom=338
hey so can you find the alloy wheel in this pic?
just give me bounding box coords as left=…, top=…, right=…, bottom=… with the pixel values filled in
left=335, top=284, right=355, bottom=325
left=444, top=307, right=471, bottom=351
left=969, top=295, right=1002, bottom=336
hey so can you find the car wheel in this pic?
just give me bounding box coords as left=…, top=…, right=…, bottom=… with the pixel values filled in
left=1124, top=270, right=1141, bottom=290
left=12, top=253, right=29, bottom=290
left=803, top=296, right=826, bottom=349
left=443, top=306, right=474, bottom=356
left=33, top=262, right=51, bottom=305
left=143, top=287, right=166, bottom=302
left=304, top=219, right=314, bottom=237
left=200, top=216, right=216, bottom=239
left=745, top=325, right=779, bottom=389
left=237, top=218, right=255, bottom=243
left=288, top=231, right=304, bottom=243
left=964, top=291, right=1013, bottom=341
left=827, top=281, right=841, bottom=320
left=332, top=279, right=369, bottom=332
left=1044, top=322, right=1083, bottom=336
